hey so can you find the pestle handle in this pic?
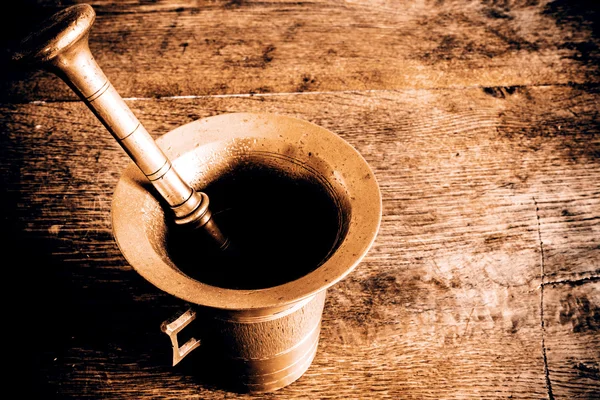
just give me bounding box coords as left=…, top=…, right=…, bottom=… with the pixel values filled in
left=13, top=4, right=229, bottom=249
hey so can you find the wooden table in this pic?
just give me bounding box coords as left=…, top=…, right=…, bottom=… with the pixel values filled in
left=1, top=1, right=598, bottom=398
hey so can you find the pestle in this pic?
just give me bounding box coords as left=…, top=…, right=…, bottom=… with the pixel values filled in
left=12, top=4, right=232, bottom=251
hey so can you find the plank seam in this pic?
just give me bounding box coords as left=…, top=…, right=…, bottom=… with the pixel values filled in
left=14, top=82, right=600, bottom=106
left=534, top=196, right=555, bottom=400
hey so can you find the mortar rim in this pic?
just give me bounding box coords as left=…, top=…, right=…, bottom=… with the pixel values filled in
left=111, top=113, right=382, bottom=311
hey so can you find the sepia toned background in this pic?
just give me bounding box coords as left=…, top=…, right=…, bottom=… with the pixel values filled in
left=1, top=0, right=598, bottom=398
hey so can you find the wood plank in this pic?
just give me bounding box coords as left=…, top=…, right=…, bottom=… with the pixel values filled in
left=536, top=192, right=600, bottom=282
left=2, top=85, right=597, bottom=397
left=543, top=280, right=600, bottom=399
left=2, top=0, right=599, bottom=102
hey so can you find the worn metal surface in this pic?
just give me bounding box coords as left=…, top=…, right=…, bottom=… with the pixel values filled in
left=112, top=112, right=381, bottom=310
left=161, top=291, right=326, bottom=393
left=111, top=111, right=381, bottom=391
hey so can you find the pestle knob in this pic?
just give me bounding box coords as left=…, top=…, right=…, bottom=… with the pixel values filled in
left=13, top=4, right=230, bottom=250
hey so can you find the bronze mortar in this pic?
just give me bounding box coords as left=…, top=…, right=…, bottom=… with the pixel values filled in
left=15, top=3, right=382, bottom=393
left=112, top=112, right=381, bottom=392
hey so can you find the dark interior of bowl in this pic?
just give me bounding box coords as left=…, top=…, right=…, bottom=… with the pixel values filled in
left=163, top=158, right=350, bottom=290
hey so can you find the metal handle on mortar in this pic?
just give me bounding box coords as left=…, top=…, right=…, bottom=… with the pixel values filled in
left=161, top=309, right=201, bottom=366
left=13, top=4, right=229, bottom=247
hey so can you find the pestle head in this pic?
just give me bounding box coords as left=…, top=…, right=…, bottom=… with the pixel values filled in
left=12, top=4, right=95, bottom=65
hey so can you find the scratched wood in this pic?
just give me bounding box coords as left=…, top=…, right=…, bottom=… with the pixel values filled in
left=1, top=0, right=599, bottom=398
left=543, top=281, right=600, bottom=399
left=1, top=0, right=599, bottom=102
left=2, top=84, right=598, bottom=398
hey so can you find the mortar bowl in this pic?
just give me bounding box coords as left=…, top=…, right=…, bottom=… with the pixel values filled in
left=111, top=113, right=381, bottom=392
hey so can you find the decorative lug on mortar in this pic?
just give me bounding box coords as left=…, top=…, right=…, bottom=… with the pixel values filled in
left=161, top=309, right=201, bottom=366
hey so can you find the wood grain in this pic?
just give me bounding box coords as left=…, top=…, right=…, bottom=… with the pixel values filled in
left=543, top=281, right=600, bottom=400
left=2, top=84, right=598, bottom=398
left=2, top=0, right=598, bottom=397
left=2, top=0, right=599, bottom=102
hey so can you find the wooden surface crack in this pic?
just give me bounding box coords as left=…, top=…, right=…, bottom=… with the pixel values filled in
left=10, top=81, right=600, bottom=106
left=534, top=196, right=555, bottom=400
left=541, top=275, right=600, bottom=288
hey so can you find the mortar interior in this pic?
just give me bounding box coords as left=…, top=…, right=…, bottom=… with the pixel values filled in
left=143, top=139, right=352, bottom=290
